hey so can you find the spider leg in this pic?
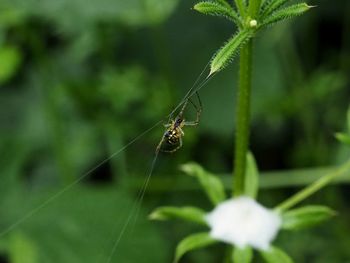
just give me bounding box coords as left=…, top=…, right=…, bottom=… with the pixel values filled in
left=184, top=92, right=202, bottom=126
left=180, top=127, right=184, bottom=136
left=184, top=120, right=199, bottom=126
left=155, top=132, right=166, bottom=154
left=178, top=98, right=189, bottom=119
left=164, top=119, right=175, bottom=128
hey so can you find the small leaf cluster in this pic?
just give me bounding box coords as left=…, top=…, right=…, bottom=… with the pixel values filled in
left=150, top=153, right=336, bottom=263
left=335, top=106, right=350, bottom=146
left=193, top=0, right=314, bottom=74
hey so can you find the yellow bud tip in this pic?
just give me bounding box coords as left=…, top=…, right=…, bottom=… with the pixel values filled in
left=249, top=19, right=257, bottom=28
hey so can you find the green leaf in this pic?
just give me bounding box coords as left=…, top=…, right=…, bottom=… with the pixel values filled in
left=0, top=46, right=22, bottom=84
left=281, top=205, right=337, bottom=231
left=149, top=206, right=207, bottom=225
left=174, top=232, right=217, bottom=263
left=9, top=232, right=38, bottom=263
left=209, top=29, right=252, bottom=75
left=215, top=0, right=232, bottom=9
left=335, top=107, right=350, bottom=146
left=233, top=246, right=253, bottom=263
left=347, top=106, right=350, bottom=132
left=194, top=1, right=241, bottom=26
left=261, top=0, right=290, bottom=18
left=181, top=162, right=226, bottom=205
left=261, top=3, right=314, bottom=27
left=244, top=152, right=259, bottom=198
left=335, top=132, right=350, bottom=146
left=260, top=246, right=294, bottom=263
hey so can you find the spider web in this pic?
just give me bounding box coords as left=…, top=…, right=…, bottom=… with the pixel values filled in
left=0, top=59, right=217, bottom=262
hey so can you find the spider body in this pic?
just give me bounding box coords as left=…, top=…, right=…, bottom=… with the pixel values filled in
left=164, top=118, right=185, bottom=145
left=156, top=92, right=201, bottom=153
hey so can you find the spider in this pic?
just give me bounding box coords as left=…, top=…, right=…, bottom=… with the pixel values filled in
left=156, top=92, right=202, bottom=153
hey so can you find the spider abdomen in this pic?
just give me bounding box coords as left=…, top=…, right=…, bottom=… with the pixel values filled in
left=165, top=130, right=180, bottom=145
left=155, top=91, right=201, bottom=153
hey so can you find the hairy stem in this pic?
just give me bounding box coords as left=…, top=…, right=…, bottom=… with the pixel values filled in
left=275, top=159, right=350, bottom=212
left=233, top=40, right=252, bottom=196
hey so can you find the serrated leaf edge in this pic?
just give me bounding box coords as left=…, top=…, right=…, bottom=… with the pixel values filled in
left=209, top=29, right=253, bottom=75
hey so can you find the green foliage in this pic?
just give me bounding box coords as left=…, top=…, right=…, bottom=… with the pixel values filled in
left=261, top=3, right=314, bottom=27
left=1, top=0, right=179, bottom=29
left=149, top=206, right=207, bottom=225
left=193, top=0, right=313, bottom=75
left=174, top=232, right=217, bottom=263
left=275, top=159, right=350, bottom=212
left=0, top=0, right=348, bottom=262
left=215, top=0, right=233, bottom=9
left=335, top=133, right=350, bottom=146
left=181, top=162, right=226, bottom=205
left=281, top=205, right=337, bottom=231
left=210, top=29, right=252, bottom=75
left=0, top=46, right=22, bottom=84
left=0, top=188, right=167, bottom=263
left=8, top=232, right=38, bottom=263
left=194, top=1, right=241, bottom=26
left=0, top=0, right=181, bottom=259
left=152, top=163, right=226, bottom=262
left=347, top=106, right=350, bottom=132
left=261, top=0, right=291, bottom=18
left=244, top=152, right=259, bottom=198
left=335, top=106, right=350, bottom=146
left=260, top=246, right=294, bottom=263
left=233, top=246, right=253, bottom=263
left=143, top=0, right=180, bottom=25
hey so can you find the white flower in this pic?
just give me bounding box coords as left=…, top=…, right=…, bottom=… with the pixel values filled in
left=205, top=196, right=281, bottom=251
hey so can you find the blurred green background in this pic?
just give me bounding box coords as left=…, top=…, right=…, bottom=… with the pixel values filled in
left=0, top=0, right=350, bottom=262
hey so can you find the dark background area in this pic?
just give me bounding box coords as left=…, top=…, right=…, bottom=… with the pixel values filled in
left=0, top=0, right=349, bottom=262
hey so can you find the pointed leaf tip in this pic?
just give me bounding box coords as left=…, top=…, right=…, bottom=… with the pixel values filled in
left=180, top=162, right=226, bottom=205
left=149, top=206, right=207, bottom=225
left=282, top=205, right=337, bottom=231
left=244, top=152, right=259, bottom=198
left=174, top=232, right=217, bottom=263
left=261, top=3, right=313, bottom=27
left=210, top=29, right=252, bottom=74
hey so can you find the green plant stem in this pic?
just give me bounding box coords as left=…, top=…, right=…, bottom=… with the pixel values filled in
left=248, top=0, right=261, bottom=18
left=234, top=0, right=245, bottom=17
left=275, top=159, right=350, bottom=212
left=233, top=39, right=252, bottom=196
